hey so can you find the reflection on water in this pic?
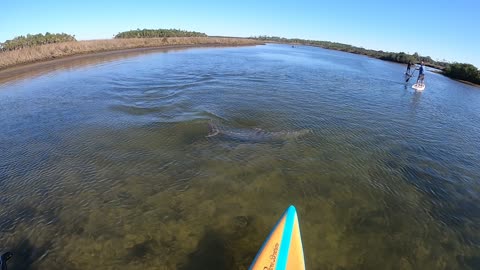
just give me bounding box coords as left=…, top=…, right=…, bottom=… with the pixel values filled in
left=1, top=44, right=480, bottom=269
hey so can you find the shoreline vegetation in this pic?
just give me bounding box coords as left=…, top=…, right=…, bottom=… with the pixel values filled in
left=252, top=36, right=480, bottom=86
left=114, top=29, right=207, bottom=39
left=0, top=29, right=261, bottom=71
left=0, top=29, right=479, bottom=86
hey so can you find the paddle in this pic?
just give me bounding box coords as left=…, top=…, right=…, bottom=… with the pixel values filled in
left=406, top=70, right=416, bottom=82
left=405, top=64, right=416, bottom=82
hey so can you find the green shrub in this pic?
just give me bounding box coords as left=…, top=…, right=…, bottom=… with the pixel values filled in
left=115, top=29, right=207, bottom=39
left=0, top=33, right=76, bottom=51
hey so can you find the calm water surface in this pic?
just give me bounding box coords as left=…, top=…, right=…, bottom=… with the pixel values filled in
left=1, top=44, right=480, bottom=269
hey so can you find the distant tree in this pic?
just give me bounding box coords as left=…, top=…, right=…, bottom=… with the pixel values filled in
left=444, top=63, right=480, bottom=84
left=0, top=32, right=76, bottom=51
left=114, top=29, right=207, bottom=39
left=413, top=52, right=419, bottom=61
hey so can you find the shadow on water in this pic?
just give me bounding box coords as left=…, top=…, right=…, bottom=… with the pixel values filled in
left=125, top=239, right=160, bottom=261
left=7, top=239, right=51, bottom=270
left=178, top=230, right=234, bottom=270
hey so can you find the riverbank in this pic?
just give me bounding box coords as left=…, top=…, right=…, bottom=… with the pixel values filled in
left=253, top=37, right=479, bottom=87
left=0, top=37, right=262, bottom=71
left=0, top=44, right=262, bottom=84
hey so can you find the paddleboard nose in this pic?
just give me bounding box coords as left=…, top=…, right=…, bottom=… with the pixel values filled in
left=249, top=205, right=305, bottom=270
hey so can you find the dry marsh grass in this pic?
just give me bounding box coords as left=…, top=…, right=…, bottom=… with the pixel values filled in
left=0, top=37, right=261, bottom=70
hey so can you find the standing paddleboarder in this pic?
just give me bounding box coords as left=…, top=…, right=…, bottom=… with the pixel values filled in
left=406, top=61, right=412, bottom=74
left=416, top=61, right=426, bottom=86
left=405, top=61, right=415, bottom=82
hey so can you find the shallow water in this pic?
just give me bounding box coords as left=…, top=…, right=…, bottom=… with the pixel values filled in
left=1, top=44, right=480, bottom=269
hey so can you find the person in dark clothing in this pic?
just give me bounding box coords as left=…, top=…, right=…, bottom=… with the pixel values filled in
left=405, top=61, right=415, bottom=82
left=406, top=61, right=412, bottom=74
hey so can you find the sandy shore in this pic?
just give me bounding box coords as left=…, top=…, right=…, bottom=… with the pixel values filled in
left=0, top=39, right=263, bottom=84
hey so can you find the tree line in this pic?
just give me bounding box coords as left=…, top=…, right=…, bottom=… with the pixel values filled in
left=0, top=29, right=206, bottom=51
left=444, top=63, right=480, bottom=84
left=252, top=36, right=446, bottom=67
left=114, top=28, right=207, bottom=39
left=252, top=36, right=479, bottom=85
left=0, top=33, right=76, bottom=51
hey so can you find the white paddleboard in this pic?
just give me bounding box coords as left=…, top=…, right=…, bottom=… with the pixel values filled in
left=412, top=83, right=425, bottom=91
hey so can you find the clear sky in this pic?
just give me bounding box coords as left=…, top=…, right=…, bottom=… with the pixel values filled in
left=1, top=0, right=479, bottom=67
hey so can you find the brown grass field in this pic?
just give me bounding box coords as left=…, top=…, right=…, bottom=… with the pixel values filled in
left=0, top=37, right=262, bottom=70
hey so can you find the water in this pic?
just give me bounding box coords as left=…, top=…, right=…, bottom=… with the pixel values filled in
left=1, top=44, right=479, bottom=269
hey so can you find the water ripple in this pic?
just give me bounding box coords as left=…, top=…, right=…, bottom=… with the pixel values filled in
left=0, top=44, right=480, bottom=269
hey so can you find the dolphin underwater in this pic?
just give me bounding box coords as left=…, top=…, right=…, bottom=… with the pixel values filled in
left=206, top=122, right=310, bottom=142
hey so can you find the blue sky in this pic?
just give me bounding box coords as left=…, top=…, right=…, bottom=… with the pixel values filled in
left=1, top=0, right=478, bottom=67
